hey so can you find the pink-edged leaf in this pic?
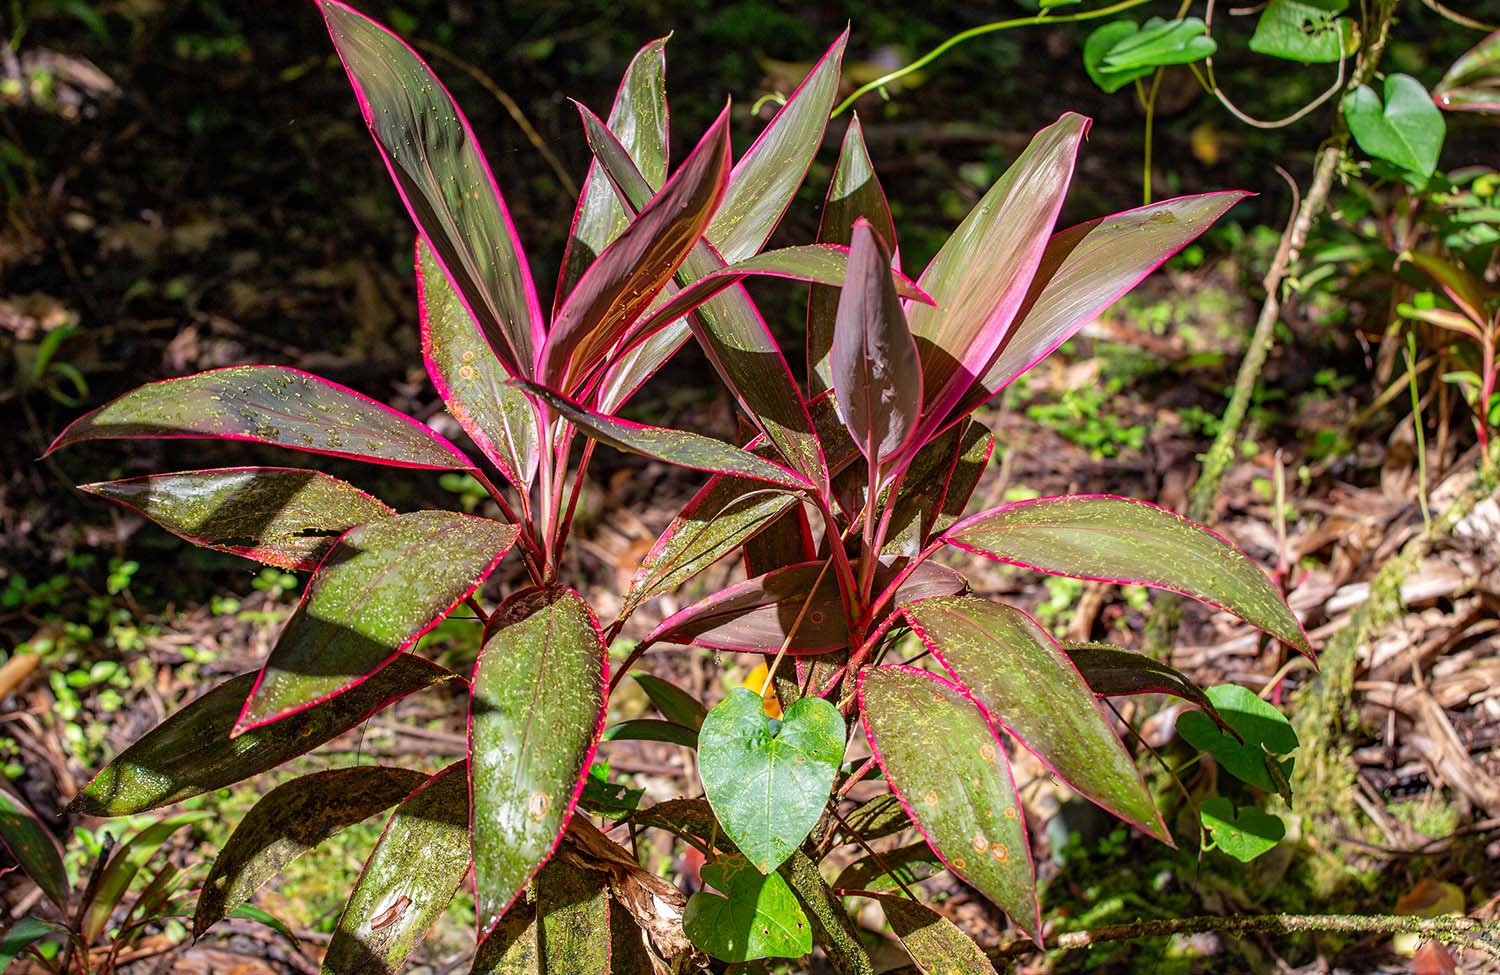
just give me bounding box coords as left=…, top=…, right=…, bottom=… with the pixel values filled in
left=519, top=379, right=812, bottom=490
left=871, top=893, right=1000, bottom=974
left=533, top=857, right=613, bottom=970
left=882, top=420, right=993, bottom=559
left=905, top=114, right=1089, bottom=451
left=322, top=763, right=470, bottom=975
left=1400, top=251, right=1495, bottom=325
left=319, top=0, right=543, bottom=374
left=577, top=105, right=828, bottom=490
left=743, top=503, right=814, bottom=577
left=810, top=114, right=898, bottom=396
left=470, top=586, right=606, bottom=936
left=1434, top=30, right=1500, bottom=113
left=857, top=665, right=1039, bottom=940
left=556, top=36, right=670, bottom=313
left=235, top=511, right=518, bottom=733
left=903, top=595, right=1168, bottom=843
left=418, top=240, right=540, bottom=489
left=951, top=191, right=1250, bottom=422
left=80, top=468, right=393, bottom=572
left=708, top=30, right=848, bottom=263
left=543, top=106, right=732, bottom=392
left=71, top=656, right=455, bottom=816
left=831, top=219, right=923, bottom=469
left=1062, top=642, right=1235, bottom=736
left=944, top=495, right=1311, bottom=655
left=46, top=366, right=473, bottom=470
left=647, top=559, right=965, bottom=655
left=0, top=782, right=67, bottom=912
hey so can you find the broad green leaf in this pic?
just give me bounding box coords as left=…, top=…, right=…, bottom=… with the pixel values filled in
left=556, top=37, right=669, bottom=311
left=1248, top=0, right=1353, bottom=64
left=535, top=858, right=611, bottom=974
left=1063, top=642, right=1234, bottom=736
left=831, top=840, right=941, bottom=892
left=944, top=495, right=1311, bottom=654
left=633, top=673, right=707, bottom=728
left=810, top=114, right=897, bottom=396
left=904, top=114, right=1088, bottom=450
left=323, top=763, right=470, bottom=975
left=1083, top=21, right=1153, bottom=93
left=318, top=0, right=542, bottom=372
left=46, top=366, right=473, bottom=470
left=904, top=596, right=1166, bottom=842
left=0, top=782, right=67, bottom=911
left=1343, top=74, right=1446, bottom=179
left=602, top=718, right=698, bottom=749
left=698, top=688, right=844, bottom=872
left=81, top=468, right=394, bottom=572
left=832, top=220, right=922, bottom=469
left=470, top=586, right=606, bottom=935
left=873, top=893, right=999, bottom=974
left=520, top=380, right=812, bottom=490
left=194, top=766, right=428, bottom=936
left=708, top=32, right=847, bottom=263
left=882, top=420, right=992, bottom=559
left=0, top=918, right=69, bottom=971
left=1199, top=797, right=1285, bottom=862
left=1434, top=30, right=1500, bottom=113
left=82, top=811, right=211, bottom=943
left=237, top=511, right=517, bottom=732
left=858, top=666, right=1037, bottom=938
left=839, top=793, right=910, bottom=844
left=418, top=240, right=540, bottom=489
left=1099, top=17, right=1215, bottom=72
left=1177, top=684, right=1297, bottom=793
left=72, top=655, right=454, bottom=816
left=683, top=854, right=812, bottom=962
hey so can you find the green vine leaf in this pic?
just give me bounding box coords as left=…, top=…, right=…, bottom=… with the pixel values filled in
left=1083, top=18, right=1216, bottom=94
left=1248, top=0, right=1354, bottom=64
left=682, top=854, right=813, bottom=962
left=1342, top=74, right=1446, bottom=179
left=1177, top=684, right=1298, bottom=793
left=1199, top=797, right=1285, bottom=862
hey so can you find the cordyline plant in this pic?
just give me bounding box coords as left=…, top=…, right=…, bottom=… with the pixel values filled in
left=38, top=2, right=1312, bottom=971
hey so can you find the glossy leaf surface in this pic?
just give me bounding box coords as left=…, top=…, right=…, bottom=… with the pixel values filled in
left=0, top=783, right=67, bottom=911
left=323, top=763, right=470, bottom=975
left=237, top=511, right=517, bottom=732
left=1063, top=642, right=1232, bottom=734
left=1434, top=30, right=1500, bottom=112
left=1084, top=17, right=1215, bottom=92
left=1177, top=684, right=1298, bottom=792
left=603, top=718, right=698, bottom=749
left=1343, top=74, right=1446, bottom=178
left=904, top=596, right=1165, bottom=841
left=470, top=587, right=606, bottom=935
left=875, top=893, right=999, bottom=975
left=81, top=468, right=393, bottom=572
left=698, top=688, right=844, bottom=872
left=73, top=655, right=453, bottom=816
left=682, top=854, right=812, bottom=962
left=320, top=0, right=542, bottom=372
left=858, top=666, right=1037, bottom=938
left=839, top=793, right=910, bottom=844
left=195, top=766, right=428, bottom=936
left=945, top=495, right=1310, bottom=654
left=47, top=366, right=472, bottom=470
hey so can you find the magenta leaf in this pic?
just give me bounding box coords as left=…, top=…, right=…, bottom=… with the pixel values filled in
left=831, top=220, right=923, bottom=471
left=418, top=240, right=540, bottom=489
left=903, top=595, right=1168, bottom=843
left=857, top=666, right=1039, bottom=940
left=470, top=587, right=606, bottom=936
left=319, top=0, right=543, bottom=374
left=80, top=467, right=394, bottom=572
left=235, top=511, right=519, bottom=733
left=944, top=495, right=1311, bottom=655
left=47, top=365, right=473, bottom=470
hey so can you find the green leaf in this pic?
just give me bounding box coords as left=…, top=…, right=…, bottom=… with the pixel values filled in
left=633, top=673, right=708, bottom=728
left=577, top=761, right=645, bottom=818
left=1199, top=797, right=1285, bottom=862
left=470, top=586, right=606, bottom=936
left=683, top=854, right=813, bottom=962
left=194, top=766, right=428, bottom=937
left=236, top=510, right=517, bottom=732
left=602, top=718, right=699, bottom=749
left=322, top=763, right=470, bottom=975
left=1099, top=17, right=1216, bottom=72
left=1343, top=74, right=1446, bottom=179
left=838, top=793, right=911, bottom=844
left=1177, top=684, right=1298, bottom=792
left=0, top=783, right=67, bottom=912
left=72, top=655, right=454, bottom=816
left=1083, top=21, right=1153, bottom=93
left=469, top=899, right=537, bottom=974
left=47, top=366, right=474, bottom=470
left=858, top=666, right=1037, bottom=939
left=698, top=688, right=844, bottom=873
left=944, top=495, right=1311, bottom=655
left=1248, top=0, right=1353, bottom=64
left=904, top=596, right=1167, bottom=843
left=224, top=903, right=302, bottom=953
left=832, top=841, right=942, bottom=892
left=81, top=468, right=394, bottom=572
left=82, top=812, right=212, bottom=944
left=1434, top=30, right=1500, bottom=113
left=1063, top=642, right=1236, bottom=737
left=0, top=918, right=69, bottom=971
left=873, top=893, right=1000, bottom=974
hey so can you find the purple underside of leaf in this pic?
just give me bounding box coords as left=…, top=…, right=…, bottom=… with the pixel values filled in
left=46, top=365, right=475, bottom=471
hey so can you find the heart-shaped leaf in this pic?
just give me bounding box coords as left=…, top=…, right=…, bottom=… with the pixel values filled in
left=1248, top=0, right=1353, bottom=64
left=470, top=586, right=607, bottom=936
left=236, top=511, right=518, bottom=732
left=1177, top=683, right=1297, bottom=792
left=682, top=853, right=813, bottom=962
left=873, top=893, right=1000, bottom=974
left=72, top=656, right=454, bottom=816
left=944, top=495, right=1311, bottom=655
left=0, top=782, right=67, bottom=911
left=1099, top=17, right=1216, bottom=72
left=81, top=468, right=394, bottom=571
left=1199, top=797, right=1285, bottom=861
left=1343, top=74, right=1446, bottom=179
left=698, top=688, right=844, bottom=873
left=858, top=666, right=1038, bottom=940
left=1434, top=30, right=1500, bottom=113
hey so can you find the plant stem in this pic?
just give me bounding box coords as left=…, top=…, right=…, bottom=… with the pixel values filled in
left=781, top=851, right=876, bottom=975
